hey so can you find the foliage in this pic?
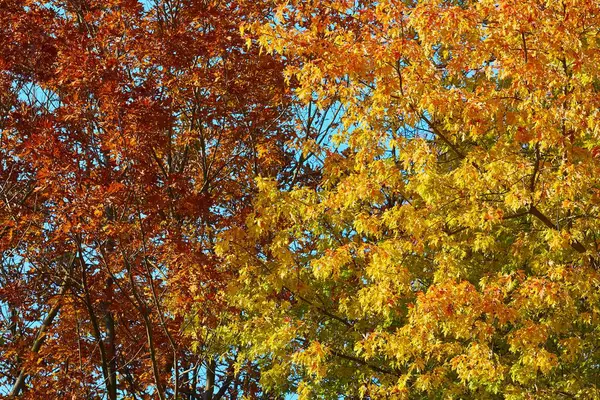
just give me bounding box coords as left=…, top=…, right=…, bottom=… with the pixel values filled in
left=0, top=0, right=300, bottom=398
left=217, top=0, right=600, bottom=399
left=3, top=0, right=600, bottom=399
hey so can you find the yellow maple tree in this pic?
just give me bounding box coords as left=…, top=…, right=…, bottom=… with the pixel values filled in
left=215, top=1, right=600, bottom=398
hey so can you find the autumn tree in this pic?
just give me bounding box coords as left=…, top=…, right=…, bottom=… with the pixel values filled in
left=216, top=0, right=600, bottom=399
left=0, top=0, right=303, bottom=398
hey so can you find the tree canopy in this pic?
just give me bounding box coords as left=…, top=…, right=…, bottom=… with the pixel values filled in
left=219, top=0, right=600, bottom=398
left=1, top=0, right=600, bottom=399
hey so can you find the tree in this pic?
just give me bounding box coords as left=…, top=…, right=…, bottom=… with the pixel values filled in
left=0, top=0, right=299, bottom=398
left=217, top=1, right=600, bottom=398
